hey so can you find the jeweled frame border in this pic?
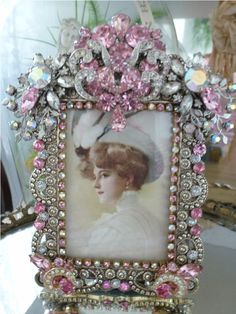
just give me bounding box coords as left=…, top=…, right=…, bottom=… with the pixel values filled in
left=30, top=102, right=205, bottom=297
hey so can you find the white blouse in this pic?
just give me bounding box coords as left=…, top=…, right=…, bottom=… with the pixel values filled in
left=71, top=191, right=167, bottom=260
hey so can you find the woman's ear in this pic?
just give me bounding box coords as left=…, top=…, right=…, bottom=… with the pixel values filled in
left=126, top=174, right=134, bottom=187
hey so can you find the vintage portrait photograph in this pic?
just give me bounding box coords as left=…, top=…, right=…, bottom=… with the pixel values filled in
left=66, top=110, right=173, bottom=261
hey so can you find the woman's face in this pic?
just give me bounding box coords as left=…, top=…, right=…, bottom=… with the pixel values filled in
left=93, top=167, right=127, bottom=205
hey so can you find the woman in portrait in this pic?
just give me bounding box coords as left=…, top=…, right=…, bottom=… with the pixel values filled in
left=70, top=111, right=167, bottom=260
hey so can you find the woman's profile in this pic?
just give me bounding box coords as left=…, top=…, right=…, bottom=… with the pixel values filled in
left=69, top=111, right=168, bottom=260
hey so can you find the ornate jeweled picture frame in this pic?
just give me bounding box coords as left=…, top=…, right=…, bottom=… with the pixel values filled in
left=2, top=13, right=234, bottom=313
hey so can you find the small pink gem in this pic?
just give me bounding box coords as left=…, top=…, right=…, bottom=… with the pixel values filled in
left=59, top=122, right=66, bottom=130
left=84, top=260, right=91, bottom=267
left=33, top=157, right=45, bottom=169
left=30, top=254, right=51, bottom=270
left=193, top=143, right=206, bottom=156
left=193, top=162, right=205, bottom=174
left=59, top=239, right=66, bottom=247
left=119, top=282, right=130, bottom=292
left=126, top=25, right=150, bottom=47
left=169, top=214, right=176, bottom=223
left=120, top=69, right=141, bottom=93
left=60, top=103, right=66, bottom=111
left=58, top=181, right=65, bottom=190
left=102, top=280, right=111, bottom=290
left=97, top=93, right=115, bottom=112
left=168, top=252, right=175, bottom=260
left=111, top=14, right=131, bottom=37
left=34, top=202, right=46, bottom=214
left=58, top=162, right=65, bottom=170
left=168, top=234, right=175, bottom=242
left=59, top=201, right=65, bottom=209
left=136, top=103, right=144, bottom=110
left=103, top=261, right=110, bottom=268
left=33, top=139, right=45, bottom=152
left=110, top=106, right=127, bottom=131
left=21, top=87, right=39, bottom=113
left=119, top=301, right=129, bottom=311
left=97, top=67, right=115, bottom=93
left=123, top=262, right=130, bottom=268
left=170, top=195, right=177, bottom=202
left=177, top=264, right=202, bottom=279
left=167, top=262, right=178, bottom=272
left=174, top=136, right=180, bottom=143
left=59, top=278, right=75, bottom=294
left=136, top=81, right=151, bottom=97
left=54, top=257, right=64, bottom=267
left=171, top=175, right=178, bottom=183
left=157, top=103, right=165, bottom=111
left=153, top=39, right=166, bottom=51
left=92, top=24, right=116, bottom=48
left=172, top=156, right=179, bottom=164
left=155, top=283, right=175, bottom=298
left=139, top=60, right=159, bottom=72
left=191, top=207, right=203, bottom=219
left=58, top=142, right=65, bottom=150
left=190, top=224, right=201, bottom=236
left=142, top=262, right=149, bottom=269
left=34, top=220, right=45, bottom=230
left=59, top=220, right=65, bottom=228
left=151, top=29, right=161, bottom=40
left=75, top=101, right=83, bottom=109
left=201, top=87, right=221, bottom=113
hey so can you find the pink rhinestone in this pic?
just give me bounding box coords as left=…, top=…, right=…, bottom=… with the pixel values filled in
left=169, top=214, right=176, bottom=223
left=109, top=42, right=132, bottom=60
left=153, top=39, right=166, bottom=51
left=60, top=103, right=66, bottom=111
left=33, top=139, right=45, bottom=152
left=170, top=195, right=177, bottom=202
left=21, top=87, right=39, bottom=113
left=84, top=260, right=91, bottom=266
left=58, top=181, right=65, bottom=190
left=58, top=142, right=65, bottom=150
left=102, top=280, right=111, bottom=290
left=177, top=264, right=202, bottom=279
left=151, top=29, right=161, bottom=40
left=168, top=234, right=175, bottom=242
left=136, top=81, right=151, bottom=96
left=80, top=59, right=99, bottom=70
left=34, top=202, right=46, bottom=214
left=123, top=262, right=130, bottom=268
left=34, top=220, right=45, bottom=230
left=120, top=69, right=141, bottom=93
left=110, top=106, right=127, bottom=131
left=190, top=224, right=201, bottom=236
left=59, top=278, right=74, bottom=294
left=59, top=220, right=65, bottom=228
left=76, top=101, right=83, bottom=109
left=59, top=122, right=66, bottom=130
left=97, top=67, right=115, bottom=92
left=171, top=175, right=178, bottom=183
left=167, top=262, right=178, bottom=272
left=59, top=239, right=66, bottom=247
left=142, top=263, right=149, bottom=269
left=92, top=24, right=116, bottom=48
left=172, top=156, right=178, bottom=164
left=193, top=162, right=205, bottom=174
left=97, top=93, right=115, bottom=112
left=30, top=255, right=51, bottom=270
left=54, top=257, right=64, bottom=267
left=58, top=162, right=65, bottom=170
left=174, top=136, right=180, bottom=143
left=33, top=157, right=45, bottom=169
left=168, top=252, right=175, bottom=260
left=157, top=103, right=165, bottom=111
left=119, top=282, right=130, bottom=292
left=103, top=261, right=110, bottom=268
left=59, top=201, right=65, bottom=209
left=119, top=301, right=129, bottom=311
left=155, top=283, right=174, bottom=298
left=191, top=207, right=203, bottom=219
left=111, top=13, right=131, bottom=37
left=201, top=87, right=221, bottom=113
left=126, top=25, right=150, bottom=47
left=193, top=143, right=206, bottom=156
